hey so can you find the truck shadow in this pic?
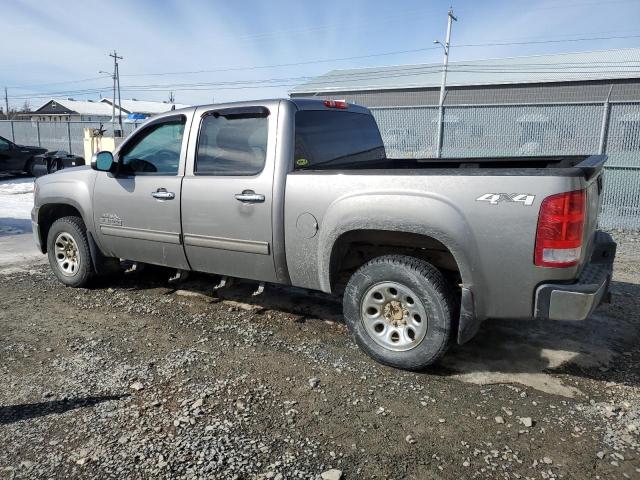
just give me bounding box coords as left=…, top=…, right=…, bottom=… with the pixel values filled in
left=437, top=279, right=640, bottom=396
left=109, top=269, right=640, bottom=396
left=0, top=217, right=32, bottom=236
left=0, top=394, right=127, bottom=426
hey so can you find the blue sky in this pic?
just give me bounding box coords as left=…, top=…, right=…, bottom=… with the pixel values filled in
left=2, top=0, right=640, bottom=109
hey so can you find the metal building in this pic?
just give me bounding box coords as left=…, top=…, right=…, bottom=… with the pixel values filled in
left=290, top=48, right=640, bottom=230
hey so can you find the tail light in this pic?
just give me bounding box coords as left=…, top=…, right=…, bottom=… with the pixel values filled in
left=323, top=100, right=348, bottom=109
left=534, top=189, right=586, bottom=267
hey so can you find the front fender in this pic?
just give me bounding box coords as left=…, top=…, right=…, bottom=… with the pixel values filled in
left=34, top=168, right=97, bottom=240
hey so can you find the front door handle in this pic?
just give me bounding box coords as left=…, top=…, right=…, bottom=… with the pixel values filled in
left=235, top=190, right=265, bottom=203
left=151, top=188, right=175, bottom=200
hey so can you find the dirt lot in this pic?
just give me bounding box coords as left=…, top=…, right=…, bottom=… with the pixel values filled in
left=1, top=233, right=639, bottom=479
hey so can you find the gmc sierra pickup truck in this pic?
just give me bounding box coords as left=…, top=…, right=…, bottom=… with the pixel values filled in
left=32, top=98, right=616, bottom=370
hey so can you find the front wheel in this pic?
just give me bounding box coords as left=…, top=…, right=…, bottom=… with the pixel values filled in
left=343, top=255, right=455, bottom=370
left=46, top=216, right=93, bottom=287
left=24, top=158, right=36, bottom=176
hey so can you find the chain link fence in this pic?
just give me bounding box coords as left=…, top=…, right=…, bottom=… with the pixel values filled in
left=372, top=102, right=640, bottom=231
left=0, top=121, right=140, bottom=157
left=2, top=102, right=639, bottom=230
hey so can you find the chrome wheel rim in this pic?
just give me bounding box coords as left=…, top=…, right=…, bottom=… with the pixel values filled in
left=54, top=232, right=80, bottom=276
left=360, top=281, right=428, bottom=352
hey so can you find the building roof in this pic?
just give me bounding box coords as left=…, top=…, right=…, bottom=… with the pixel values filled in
left=290, top=48, right=640, bottom=94
left=100, top=98, right=190, bottom=114
left=34, top=98, right=123, bottom=116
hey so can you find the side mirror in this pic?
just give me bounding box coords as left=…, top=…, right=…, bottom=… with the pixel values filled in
left=91, top=151, right=114, bottom=172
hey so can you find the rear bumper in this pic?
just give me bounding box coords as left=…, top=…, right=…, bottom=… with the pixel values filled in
left=534, top=231, right=616, bottom=321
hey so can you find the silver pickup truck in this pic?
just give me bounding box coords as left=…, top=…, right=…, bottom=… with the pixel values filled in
left=32, top=98, right=616, bottom=370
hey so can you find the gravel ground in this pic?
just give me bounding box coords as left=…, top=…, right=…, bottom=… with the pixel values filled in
left=1, top=231, right=639, bottom=479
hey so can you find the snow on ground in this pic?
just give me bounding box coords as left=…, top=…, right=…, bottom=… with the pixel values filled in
left=0, top=176, right=35, bottom=236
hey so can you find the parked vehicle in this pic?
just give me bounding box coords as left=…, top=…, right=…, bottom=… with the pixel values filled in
left=32, top=99, right=616, bottom=370
left=0, top=135, right=47, bottom=175
left=32, top=151, right=85, bottom=177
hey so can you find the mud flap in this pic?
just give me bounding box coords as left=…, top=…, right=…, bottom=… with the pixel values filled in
left=457, top=287, right=481, bottom=344
left=87, top=232, right=120, bottom=275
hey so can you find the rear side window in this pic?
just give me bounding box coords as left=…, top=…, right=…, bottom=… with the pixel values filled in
left=294, top=111, right=386, bottom=170
left=196, top=114, right=268, bottom=175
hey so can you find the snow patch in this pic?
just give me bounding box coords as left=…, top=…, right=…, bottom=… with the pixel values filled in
left=0, top=177, right=35, bottom=235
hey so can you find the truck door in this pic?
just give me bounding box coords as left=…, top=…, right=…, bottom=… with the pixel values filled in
left=92, top=114, right=190, bottom=269
left=181, top=105, right=278, bottom=282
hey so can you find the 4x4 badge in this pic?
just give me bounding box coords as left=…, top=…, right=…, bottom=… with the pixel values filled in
left=476, top=193, right=535, bottom=206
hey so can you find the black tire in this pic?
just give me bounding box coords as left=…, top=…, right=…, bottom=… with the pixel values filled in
left=343, top=255, right=455, bottom=370
left=24, top=158, right=35, bottom=176
left=46, top=216, right=93, bottom=287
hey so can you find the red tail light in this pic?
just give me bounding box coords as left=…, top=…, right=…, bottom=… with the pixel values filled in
left=323, top=100, right=348, bottom=109
left=534, top=189, right=586, bottom=267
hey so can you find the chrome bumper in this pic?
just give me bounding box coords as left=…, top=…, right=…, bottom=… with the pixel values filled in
left=535, top=231, right=616, bottom=321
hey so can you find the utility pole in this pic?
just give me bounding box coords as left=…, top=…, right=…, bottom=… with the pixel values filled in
left=109, top=50, right=123, bottom=136
left=116, top=60, right=123, bottom=133
left=4, top=87, right=10, bottom=120
left=168, top=91, right=175, bottom=103
left=434, top=8, right=457, bottom=158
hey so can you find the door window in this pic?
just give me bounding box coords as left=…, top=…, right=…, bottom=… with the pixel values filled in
left=119, top=118, right=185, bottom=175
left=0, top=137, right=11, bottom=151
left=195, top=114, right=268, bottom=175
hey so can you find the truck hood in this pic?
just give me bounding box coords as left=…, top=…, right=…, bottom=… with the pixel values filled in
left=35, top=165, right=95, bottom=188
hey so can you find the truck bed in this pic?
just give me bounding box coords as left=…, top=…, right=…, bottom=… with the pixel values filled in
left=306, top=154, right=605, bottom=180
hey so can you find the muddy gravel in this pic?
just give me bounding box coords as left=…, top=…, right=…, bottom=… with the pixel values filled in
left=1, top=231, right=639, bottom=479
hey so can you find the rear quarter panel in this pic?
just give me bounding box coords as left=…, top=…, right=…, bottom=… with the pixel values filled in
left=284, top=169, right=589, bottom=320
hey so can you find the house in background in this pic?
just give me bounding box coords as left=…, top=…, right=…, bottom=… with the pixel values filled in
left=100, top=98, right=189, bottom=121
left=28, top=98, right=189, bottom=123
left=29, top=98, right=122, bottom=122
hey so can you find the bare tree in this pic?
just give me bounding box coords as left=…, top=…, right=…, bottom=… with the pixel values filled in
left=20, top=99, right=31, bottom=113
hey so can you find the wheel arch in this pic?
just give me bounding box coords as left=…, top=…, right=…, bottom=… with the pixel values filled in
left=317, top=192, right=481, bottom=295
left=37, top=202, right=85, bottom=253
left=329, top=229, right=464, bottom=292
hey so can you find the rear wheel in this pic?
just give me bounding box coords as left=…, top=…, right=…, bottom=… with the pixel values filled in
left=47, top=216, right=93, bottom=287
left=343, top=255, right=454, bottom=370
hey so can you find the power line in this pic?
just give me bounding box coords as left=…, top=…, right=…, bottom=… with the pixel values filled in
left=111, top=35, right=640, bottom=80
left=8, top=34, right=640, bottom=95
left=455, top=34, right=640, bottom=48
left=9, top=63, right=640, bottom=100
left=7, top=75, right=112, bottom=90
left=118, top=46, right=444, bottom=78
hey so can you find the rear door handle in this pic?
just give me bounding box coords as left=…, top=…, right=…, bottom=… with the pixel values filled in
left=151, top=188, right=175, bottom=200
left=235, top=190, right=265, bottom=203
